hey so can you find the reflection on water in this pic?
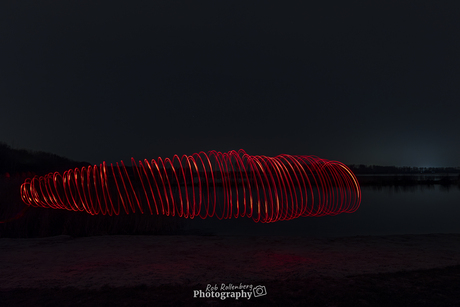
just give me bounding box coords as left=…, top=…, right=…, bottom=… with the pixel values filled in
left=183, top=185, right=460, bottom=237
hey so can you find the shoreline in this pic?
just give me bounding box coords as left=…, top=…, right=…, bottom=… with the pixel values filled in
left=1, top=233, right=459, bottom=290
left=2, top=233, right=460, bottom=306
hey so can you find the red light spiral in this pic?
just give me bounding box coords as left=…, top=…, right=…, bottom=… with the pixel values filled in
left=20, top=150, right=361, bottom=223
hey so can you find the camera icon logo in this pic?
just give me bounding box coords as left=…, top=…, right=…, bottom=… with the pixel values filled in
left=253, top=285, right=267, bottom=297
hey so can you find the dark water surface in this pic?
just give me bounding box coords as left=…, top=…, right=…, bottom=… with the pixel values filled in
left=183, top=185, right=460, bottom=237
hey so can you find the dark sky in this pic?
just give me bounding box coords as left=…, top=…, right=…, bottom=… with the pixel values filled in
left=1, top=1, right=459, bottom=167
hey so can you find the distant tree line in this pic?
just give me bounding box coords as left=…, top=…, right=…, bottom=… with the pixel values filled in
left=0, top=142, right=89, bottom=176
left=347, top=164, right=460, bottom=175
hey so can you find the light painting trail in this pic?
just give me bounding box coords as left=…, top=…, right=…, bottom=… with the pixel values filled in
left=20, top=150, right=361, bottom=223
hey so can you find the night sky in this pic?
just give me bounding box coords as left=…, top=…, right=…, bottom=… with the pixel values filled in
left=1, top=1, right=459, bottom=167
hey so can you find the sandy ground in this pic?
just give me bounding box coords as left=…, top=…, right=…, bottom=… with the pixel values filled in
left=1, top=233, right=460, bottom=290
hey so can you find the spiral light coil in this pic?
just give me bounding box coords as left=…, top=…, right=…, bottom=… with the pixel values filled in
left=20, top=149, right=361, bottom=223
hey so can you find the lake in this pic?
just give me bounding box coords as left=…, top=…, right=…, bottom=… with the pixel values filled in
left=183, top=185, right=460, bottom=237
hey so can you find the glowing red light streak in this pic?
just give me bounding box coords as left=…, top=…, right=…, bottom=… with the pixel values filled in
left=20, top=150, right=361, bottom=223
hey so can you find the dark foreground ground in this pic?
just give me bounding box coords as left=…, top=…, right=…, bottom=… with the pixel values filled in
left=1, top=265, right=460, bottom=306
left=1, top=234, right=460, bottom=306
